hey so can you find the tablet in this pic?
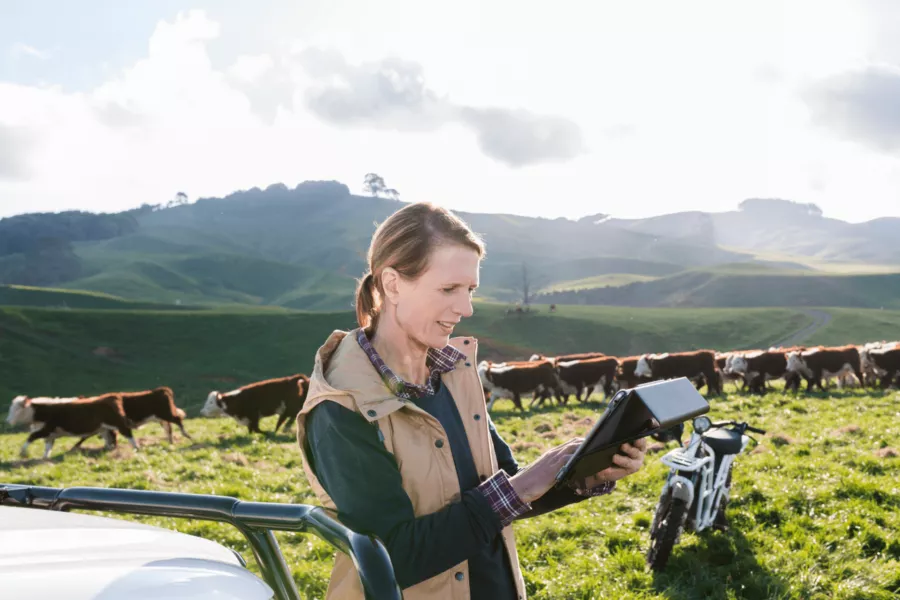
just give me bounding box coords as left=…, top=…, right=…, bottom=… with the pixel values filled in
left=555, top=377, right=710, bottom=486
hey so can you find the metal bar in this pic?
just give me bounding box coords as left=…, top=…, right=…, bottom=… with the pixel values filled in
left=0, top=483, right=402, bottom=600
left=242, top=527, right=302, bottom=600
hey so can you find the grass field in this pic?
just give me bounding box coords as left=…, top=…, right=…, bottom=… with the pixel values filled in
left=804, top=307, right=900, bottom=347
left=0, top=303, right=823, bottom=411
left=2, top=384, right=899, bottom=599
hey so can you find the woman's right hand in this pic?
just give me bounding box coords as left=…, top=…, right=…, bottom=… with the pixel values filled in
left=508, top=438, right=583, bottom=503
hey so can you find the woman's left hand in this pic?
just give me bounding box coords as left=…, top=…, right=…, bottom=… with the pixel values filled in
left=581, top=437, right=649, bottom=488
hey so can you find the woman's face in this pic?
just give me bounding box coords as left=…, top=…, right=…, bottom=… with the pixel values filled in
left=392, top=244, right=480, bottom=349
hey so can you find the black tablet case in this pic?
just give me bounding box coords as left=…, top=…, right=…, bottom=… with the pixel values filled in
left=556, top=377, right=710, bottom=484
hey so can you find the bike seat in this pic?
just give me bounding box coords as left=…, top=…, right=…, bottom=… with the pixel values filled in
left=703, top=428, right=743, bottom=455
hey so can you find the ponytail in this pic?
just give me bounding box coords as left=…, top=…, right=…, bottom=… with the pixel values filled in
left=355, top=272, right=380, bottom=330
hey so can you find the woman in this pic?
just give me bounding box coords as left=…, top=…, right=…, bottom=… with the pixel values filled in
left=296, top=202, right=649, bottom=600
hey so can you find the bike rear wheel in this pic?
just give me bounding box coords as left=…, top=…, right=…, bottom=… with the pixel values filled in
left=646, top=494, right=688, bottom=571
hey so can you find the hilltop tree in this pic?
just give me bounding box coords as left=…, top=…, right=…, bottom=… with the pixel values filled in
left=363, top=173, right=400, bottom=200
left=165, top=191, right=189, bottom=208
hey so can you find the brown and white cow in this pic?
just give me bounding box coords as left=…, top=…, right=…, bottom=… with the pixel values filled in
left=529, top=352, right=611, bottom=402
left=200, top=374, right=310, bottom=434
left=616, top=356, right=652, bottom=390
left=725, top=350, right=792, bottom=394
left=554, top=356, right=619, bottom=403
left=786, top=346, right=865, bottom=393
left=478, top=359, right=563, bottom=411
left=7, top=394, right=138, bottom=459
left=862, top=346, right=900, bottom=388
left=634, top=350, right=722, bottom=395
left=716, top=352, right=747, bottom=390
left=859, top=341, right=899, bottom=387
left=74, top=386, right=193, bottom=449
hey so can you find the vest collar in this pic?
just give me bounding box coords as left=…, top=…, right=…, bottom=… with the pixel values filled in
left=306, top=328, right=478, bottom=423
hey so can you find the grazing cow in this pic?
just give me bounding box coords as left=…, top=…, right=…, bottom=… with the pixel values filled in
left=478, top=359, right=563, bottom=411
left=529, top=352, right=611, bottom=402
left=554, top=356, right=619, bottom=403
left=860, top=341, right=900, bottom=387
left=863, top=346, right=900, bottom=388
left=7, top=394, right=137, bottom=459
left=200, top=374, right=310, bottom=434
left=726, top=350, right=791, bottom=394
left=73, top=387, right=192, bottom=449
left=634, top=350, right=722, bottom=395
left=716, top=352, right=745, bottom=390
left=616, top=356, right=650, bottom=390
left=786, top=346, right=865, bottom=393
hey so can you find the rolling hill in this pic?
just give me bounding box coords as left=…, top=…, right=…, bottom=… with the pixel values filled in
left=2, top=183, right=899, bottom=310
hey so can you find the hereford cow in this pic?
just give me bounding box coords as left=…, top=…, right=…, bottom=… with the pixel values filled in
left=554, top=356, right=619, bottom=403
left=529, top=352, right=610, bottom=402
left=634, top=350, right=722, bottom=395
left=7, top=394, right=138, bottom=459
left=616, top=356, right=650, bottom=390
left=726, top=350, right=791, bottom=394
left=786, top=346, right=865, bottom=393
left=478, top=359, right=563, bottom=411
left=860, top=341, right=900, bottom=387
left=716, top=352, right=746, bottom=390
left=73, top=386, right=192, bottom=449
left=200, top=374, right=310, bottom=434
left=862, top=346, right=900, bottom=388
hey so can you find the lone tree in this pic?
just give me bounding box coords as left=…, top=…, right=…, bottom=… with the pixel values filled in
left=363, top=173, right=400, bottom=200
left=166, top=191, right=189, bottom=208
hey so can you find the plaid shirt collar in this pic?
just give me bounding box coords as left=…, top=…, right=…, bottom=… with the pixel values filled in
left=356, top=328, right=466, bottom=400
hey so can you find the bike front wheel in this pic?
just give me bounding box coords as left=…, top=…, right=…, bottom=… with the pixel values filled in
left=646, top=495, right=688, bottom=572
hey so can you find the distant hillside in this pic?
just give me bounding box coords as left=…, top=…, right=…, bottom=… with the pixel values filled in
left=2, top=184, right=898, bottom=310
left=0, top=181, right=747, bottom=309
left=605, top=198, right=900, bottom=264
left=539, top=267, right=900, bottom=309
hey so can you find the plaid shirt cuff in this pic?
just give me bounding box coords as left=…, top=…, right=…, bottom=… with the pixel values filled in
left=568, top=479, right=617, bottom=497
left=478, top=471, right=531, bottom=528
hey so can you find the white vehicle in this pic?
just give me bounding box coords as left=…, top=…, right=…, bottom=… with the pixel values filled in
left=0, top=483, right=402, bottom=600
left=645, top=417, right=766, bottom=571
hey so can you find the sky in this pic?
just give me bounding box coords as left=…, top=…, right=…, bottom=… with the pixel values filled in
left=3, top=0, right=900, bottom=222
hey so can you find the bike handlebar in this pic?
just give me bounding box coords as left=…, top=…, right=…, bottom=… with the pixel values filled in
left=709, top=421, right=766, bottom=435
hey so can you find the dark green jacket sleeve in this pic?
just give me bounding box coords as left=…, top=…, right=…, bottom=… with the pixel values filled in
left=305, top=401, right=505, bottom=589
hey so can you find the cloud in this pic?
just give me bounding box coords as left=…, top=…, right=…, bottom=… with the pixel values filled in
left=457, top=107, right=585, bottom=167
left=0, top=125, right=33, bottom=180
left=296, top=48, right=449, bottom=130
left=10, top=43, right=49, bottom=61
left=296, top=47, right=584, bottom=166
left=804, top=63, right=900, bottom=153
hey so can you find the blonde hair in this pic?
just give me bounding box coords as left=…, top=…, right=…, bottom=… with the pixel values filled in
left=356, top=202, right=485, bottom=330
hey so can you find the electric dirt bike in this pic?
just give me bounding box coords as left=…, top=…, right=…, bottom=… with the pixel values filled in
left=645, top=416, right=766, bottom=571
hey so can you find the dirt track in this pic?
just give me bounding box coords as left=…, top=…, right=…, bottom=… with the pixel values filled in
left=769, top=309, right=832, bottom=348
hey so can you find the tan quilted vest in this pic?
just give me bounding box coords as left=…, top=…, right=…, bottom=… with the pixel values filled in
left=296, top=329, right=527, bottom=600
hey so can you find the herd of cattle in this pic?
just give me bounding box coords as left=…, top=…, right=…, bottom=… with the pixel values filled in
left=477, top=340, right=900, bottom=410
left=5, top=339, right=899, bottom=459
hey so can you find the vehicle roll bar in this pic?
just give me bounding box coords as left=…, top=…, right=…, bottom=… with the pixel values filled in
left=0, top=483, right=402, bottom=600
